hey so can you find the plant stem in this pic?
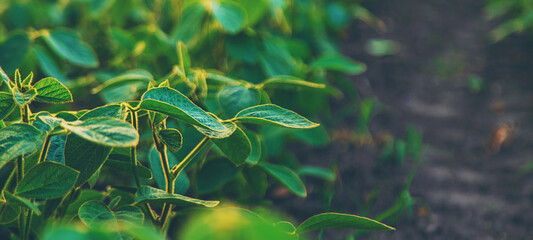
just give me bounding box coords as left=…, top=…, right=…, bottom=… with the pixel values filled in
left=170, top=137, right=209, bottom=180
left=38, top=134, right=52, bottom=164
left=152, top=122, right=174, bottom=232
left=129, top=110, right=141, bottom=188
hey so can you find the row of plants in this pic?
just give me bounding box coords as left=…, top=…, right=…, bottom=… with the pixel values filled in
left=0, top=0, right=400, bottom=239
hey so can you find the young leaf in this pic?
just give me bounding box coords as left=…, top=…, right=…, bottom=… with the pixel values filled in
left=259, top=163, right=307, bottom=197
left=42, top=29, right=99, bottom=68
left=295, top=213, right=395, bottom=233
left=218, top=85, right=260, bottom=117
left=61, top=117, right=139, bottom=147
left=135, top=185, right=219, bottom=207
left=310, top=53, right=367, bottom=75
left=261, top=76, right=326, bottom=89
left=78, top=201, right=116, bottom=226
left=32, top=77, right=73, bottom=103
left=211, top=125, right=251, bottom=165
left=197, top=158, right=240, bottom=194
left=0, top=123, right=43, bottom=167
left=235, top=104, right=319, bottom=129
left=139, top=87, right=226, bottom=131
left=65, top=134, right=113, bottom=187
left=0, top=92, right=15, bottom=120
left=156, top=128, right=183, bottom=152
left=16, top=162, right=79, bottom=199
left=0, top=32, right=31, bottom=74
left=21, top=72, right=33, bottom=86
left=210, top=0, right=246, bottom=34
left=14, top=88, right=38, bottom=106
left=3, top=191, right=41, bottom=215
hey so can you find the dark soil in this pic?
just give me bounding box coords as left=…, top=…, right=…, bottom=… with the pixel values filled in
left=278, top=0, right=533, bottom=239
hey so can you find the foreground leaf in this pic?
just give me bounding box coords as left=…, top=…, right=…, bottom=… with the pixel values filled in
left=135, top=186, right=219, bottom=208
left=259, top=163, right=306, bottom=197
left=156, top=128, right=182, bottom=152
left=61, top=117, right=139, bottom=147
left=16, top=162, right=79, bottom=199
left=43, top=29, right=99, bottom=68
left=0, top=92, right=15, bottom=120
left=218, top=85, right=260, bottom=118
left=0, top=123, right=43, bottom=167
left=78, top=201, right=115, bottom=226
left=65, top=134, right=113, bottom=187
left=14, top=88, right=38, bottom=106
left=235, top=104, right=319, bottom=129
left=140, top=87, right=226, bottom=131
left=211, top=125, right=251, bottom=165
left=3, top=191, right=41, bottom=215
left=33, top=77, right=73, bottom=103
left=295, top=213, right=395, bottom=233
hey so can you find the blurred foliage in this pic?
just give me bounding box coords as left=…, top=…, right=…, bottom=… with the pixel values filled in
left=486, top=0, right=533, bottom=42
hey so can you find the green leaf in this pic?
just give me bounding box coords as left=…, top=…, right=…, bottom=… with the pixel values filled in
left=197, top=158, right=240, bottom=194
left=42, top=29, right=99, bottom=68
left=310, top=53, right=367, bottom=75
left=61, top=117, right=139, bottom=147
left=244, top=130, right=261, bottom=165
left=91, top=69, right=153, bottom=94
left=21, top=72, right=33, bottom=86
left=140, top=87, right=226, bottom=131
left=0, top=92, right=15, bottom=120
left=115, top=205, right=144, bottom=225
left=295, top=213, right=395, bottom=233
left=105, top=159, right=152, bottom=179
left=3, top=191, right=41, bottom=215
left=65, top=134, right=113, bottom=187
left=16, top=162, right=79, bottom=199
left=47, top=135, right=67, bottom=164
left=261, top=76, right=326, bottom=89
left=0, top=201, right=20, bottom=224
left=235, top=104, right=319, bottom=129
left=212, top=125, right=251, bottom=165
left=33, top=77, right=73, bottom=103
left=78, top=201, right=115, bottom=226
left=194, top=121, right=236, bottom=139
left=80, top=104, right=126, bottom=120
left=148, top=147, right=189, bottom=194
left=156, top=128, right=182, bottom=152
left=218, top=85, right=260, bottom=117
left=298, top=166, right=335, bottom=182
left=135, top=185, right=219, bottom=207
left=33, top=46, right=67, bottom=83
left=243, top=166, right=267, bottom=196
left=259, top=163, right=306, bottom=197
left=211, top=1, right=246, bottom=34
left=14, top=88, right=38, bottom=106
left=177, top=42, right=191, bottom=76
left=0, top=32, right=31, bottom=74
left=0, top=123, right=43, bottom=167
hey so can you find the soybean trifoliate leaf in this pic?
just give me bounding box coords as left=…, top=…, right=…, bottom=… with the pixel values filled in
left=211, top=125, right=251, bottom=166
left=78, top=201, right=116, bottom=226
left=0, top=32, right=31, bottom=74
left=14, top=88, right=37, bottom=106
left=61, top=117, right=139, bottom=147
left=65, top=134, right=112, bottom=187
left=156, top=128, right=183, bottom=152
left=0, top=92, right=15, bottom=120
left=140, top=87, right=226, bottom=132
left=310, top=53, right=367, bottom=75
left=32, top=77, right=73, bottom=103
left=235, top=104, right=319, bottom=129
left=194, top=121, right=236, bottom=139
left=261, top=76, right=326, bottom=89
left=21, top=72, right=33, bottom=86
left=295, top=213, right=395, bottom=233
left=259, top=163, right=307, bottom=197
left=16, top=162, right=79, bottom=199
left=218, top=85, right=260, bottom=118
left=135, top=185, right=219, bottom=208
left=42, top=29, right=99, bottom=68
left=210, top=0, right=246, bottom=34
left=0, top=123, right=43, bottom=167
left=3, top=191, right=41, bottom=215
left=80, top=104, right=126, bottom=120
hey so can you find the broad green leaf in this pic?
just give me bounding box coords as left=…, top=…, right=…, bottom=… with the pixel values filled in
left=148, top=147, right=190, bottom=194
left=210, top=1, right=246, bottom=34
left=65, top=134, right=113, bottom=187
left=14, top=88, right=37, bottom=106
left=298, top=166, right=335, bottom=182
left=171, top=2, right=206, bottom=44
left=194, top=121, right=236, bottom=139
left=0, top=92, right=15, bottom=120
left=135, top=185, right=219, bottom=207
left=33, top=46, right=67, bottom=83
left=275, top=221, right=297, bottom=234
left=105, top=159, right=152, bottom=179
left=78, top=201, right=115, bottom=226
left=261, top=76, right=326, bottom=89
left=80, top=104, right=126, bottom=120
left=47, top=135, right=67, bottom=163
left=61, top=117, right=139, bottom=147
left=0, top=32, right=30, bottom=74
left=33, top=77, right=73, bottom=103
left=91, top=69, right=153, bottom=94
left=0, top=123, right=43, bottom=167
left=140, top=87, right=226, bottom=131
left=310, top=53, right=366, bottom=75
left=295, top=213, right=395, bottom=233
left=291, top=126, right=330, bottom=147
left=156, top=128, right=182, bottom=152
left=197, top=158, right=240, bottom=194
left=43, top=29, right=99, bottom=68
left=244, top=130, right=261, bottom=165
left=16, top=162, right=79, bottom=199
left=218, top=85, right=260, bottom=117
left=65, top=190, right=105, bottom=215
left=212, top=125, right=251, bottom=165
left=115, top=205, right=144, bottom=225
left=259, top=163, right=306, bottom=197
left=235, top=104, right=319, bottom=129
left=3, top=191, right=41, bottom=215
left=0, top=201, right=20, bottom=224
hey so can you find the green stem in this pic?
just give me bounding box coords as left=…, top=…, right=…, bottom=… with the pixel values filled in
left=170, top=137, right=209, bottom=180
left=38, top=134, right=52, bottom=164
left=152, top=122, right=174, bottom=232
left=129, top=110, right=141, bottom=188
